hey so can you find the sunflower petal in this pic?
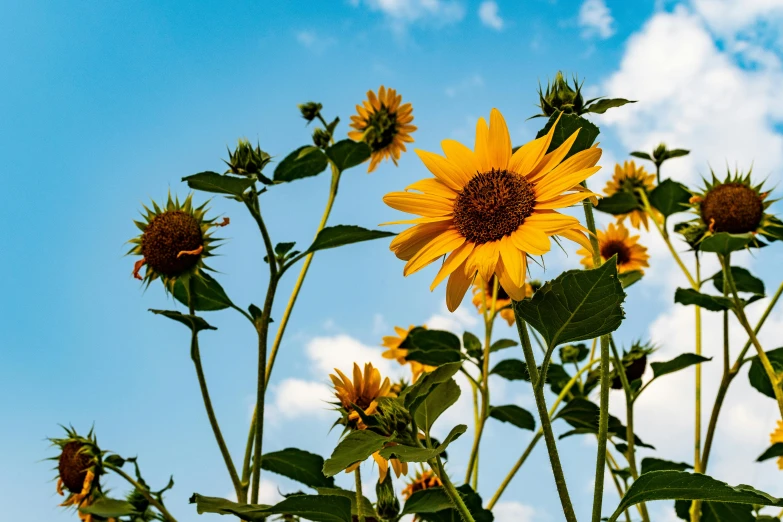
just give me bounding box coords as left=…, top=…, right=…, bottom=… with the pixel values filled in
left=535, top=190, right=599, bottom=209
left=488, top=109, right=511, bottom=170
left=415, top=150, right=469, bottom=190
left=405, top=178, right=458, bottom=199
left=498, top=235, right=525, bottom=288
left=384, top=192, right=454, bottom=217
left=510, top=224, right=551, bottom=255
left=404, top=228, right=466, bottom=276
left=527, top=129, right=582, bottom=183
left=475, top=117, right=491, bottom=172
left=430, top=241, right=475, bottom=290
left=442, top=139, right=481, bottom=181
left=390, top=221, right=453, bottom=261
left=496, top=255, right=528, bottom=301
left=446, top=261, right=474, bottom=312
left=559, top=228, right=594, bottom=253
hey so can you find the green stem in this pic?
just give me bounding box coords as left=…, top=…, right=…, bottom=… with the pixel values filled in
left=692, top=257, right=704, bottom=522
left=355, top=467, right=365, bottom=522
left=106, top=462, right=178, bottom=522
left=187, top=280, right=242, bottom=499
left=513, top=309, right=577, bottom=522
left=604, top=451, right=632, bottom=522
left=430, top=456, right=476, bottom=522
left=240, top=409, right=256, bottom=501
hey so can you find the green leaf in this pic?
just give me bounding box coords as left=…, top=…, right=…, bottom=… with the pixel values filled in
left=585, top=98, right=636, bottom=114
left=618, top=270, right=643, bottom=289
left=401, top=362, right=462, bottom=416
left=463, top=331, right=482, bottom=359
left=490, top=339, right=518, bottom=352
left=414, top=378, right=461, bottom=433
left=651, top=353, right=712, bottom=380
left=515, top=258, right=626, bottom=348
left=406, top=329, right=464, bottom=367
left=191, top=493, right=352, bottom=522
left=149, top=309, right=216, bottom=332
left=757, top=442, right=783, bottom=462
left=315, top=488, right=376, bottom=518
left=325, top=140, right=371, bottom=172
left=674, top=288, right=734, bottom=312
left=489, top=405, right=536, bottom=431
left=181, top=171, right=255, bottom=196
left=641, top=457, right=692, bottom=475
left=401, top=487, right=452, bottom=515
left=306, top=225, right=395, bottom=254
left=103, top=454, right=125, bottom=467
left=413, top=485, right=493, bottom=522
left=712, top=266, right=765, bottom=296
left=322, top=430, right=391, bottom=477
left=490, top=358, right=531, bottom=381
left=630, top=151, right=653, bottom=161
left=275, top=242, right=296, bottom=257
left=260, top=448, right=334, bottom=488
left=556, top=398, right=653, bottom=448
left=700, top=232, right=754, bottom=255
left=676, top=500, right=755, bottom=522
left=535, top=111, right=600, bottom=159
left=650, top=179, right=692, bottom=218
left=748, top=347, right=783, bottom=399
left=595, top=191, right=640, bottom=215
left=79, top=498, right=138, bottom=517
left=608, top=471, right=783, bottom=522
left=273, top=145, right=329, bottom=183
left=665, top=149, right=691, bottom=159
left=172, top=272, right=233, bottom=312
left=378, top=425, right=467, bottom=463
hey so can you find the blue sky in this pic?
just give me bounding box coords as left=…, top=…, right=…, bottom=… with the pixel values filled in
left=4, top=1, right=783, bottom=521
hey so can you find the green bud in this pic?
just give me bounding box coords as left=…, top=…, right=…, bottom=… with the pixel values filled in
left=652, top=143, right=668, bottom=162
left=127, top=488, right=151, bottom=516
left=312, top=128, right=331, bottom=149
left=224, top=139, right=272, bottom=177
left=537, top=71, right=585, bottom=117
left=375, top=397, right=412, bottom=437
left=559, top=343, right=588, bottom=364
left=611, top=341, right=656, bottom=389
left=298, top=101, right=323, bottom=123
left=375, top=470, right=401, bottom=521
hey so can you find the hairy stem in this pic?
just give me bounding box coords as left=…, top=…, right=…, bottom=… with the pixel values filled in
left=431, top=456, right=476, bottom=522
left=355, top=467, right=365, bottom=522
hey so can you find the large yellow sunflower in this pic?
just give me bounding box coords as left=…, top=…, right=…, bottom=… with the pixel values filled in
left=577, top=222, right=649, bottom=274
left=471, top=275, right=533, bottom=326
left=604, top=161, right=661, bottom=231
left=381, top=325, right=435, bottom=382
left=771, top=421, right=783, bottom=470
left=348, top=86, right=416, bottom=173
left=383, top=109, right=601, bottom=312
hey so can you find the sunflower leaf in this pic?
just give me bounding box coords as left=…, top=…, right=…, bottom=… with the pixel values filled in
left=322, top=430, right=392, bottom=477
left=79, top=498, right=138, bottom=517
left=325, top=140, right=371, bottom=172
left=608, top=471, right=783, bottom=522
left=463, top=331, right=482, bottom=359
left=595, top=191, right=641, bottom=215
left=630, top=151, right=653, bottom=161
left=149, top=309, right=216, bottom=332
left=315, top=488, right=376, bottom=517
left=640, top=458, right=692, bottom=475
left=181, top=171, right=256, bottom=196
left=650, top=353, right=712, bottom=380
left=273, top=145, right=329, bottom=182
left=402, top=485, right=493, bottom=522
left=306, top=225, right=395, bottom=253
left=674, top=288, right=734, bottom=311
left=748, top=347, right=783, bottom=399
left=172, top=273, right=233, bottom=312
left=515, top=258, right=626, bottom=348
left=378, top=424, right=467, bottom=463
left=650, top=179, right=692, bottom=218
left=711, top=266, right=765, bottom=296
left=490, top=339, right=518, bottom=352
left=675, top=500, right=755, bottom=521
left=699, top=232, right=754, bottom=255
left=260, top=448, right=334, bottom=488
left=401, top=362, right=462, bottom=416
left=405, top=329, right=463, bottom=366
left=757, top=442, right=783, bottom=462
left=401, top=487, right=453, bottom=514
left=585, top=98, right=636, bottom=114
left=190, top=493, right=352, bottom=522
left=535, top=111, right=600, bottom=160
left=414, top=378, right=461, bottom=433
left=490, top=359, right=531, bottom=381
left=488, top=405, right=536, bottom=431
left=555, top=398, right=653, bottom=448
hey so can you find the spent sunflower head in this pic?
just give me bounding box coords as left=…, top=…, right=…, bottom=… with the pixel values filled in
left=611, top=341, right=656, bottom=390
left=383, top=108, right=602, bottom=312
left=681, top=167, right=783, bottom=249
left=577, top=222, right=650, bottom=274
left=381, top=326, right=435, bottom=382
left=770, top=421, right=783, bottom=470
left=604, top=160, right=660, bottom=231
left=471, top=274, right=533, bottom=326
left=48, top=426, right=106, bottom=517
left=348, top=86, right=416, bottom=173
left=128, top=193, right=227, bottom=291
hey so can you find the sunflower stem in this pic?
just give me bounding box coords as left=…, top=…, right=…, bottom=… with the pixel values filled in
left=106, top=462, right=178, bottom=521
left=513, top=307, right=577, bottom=522
left=187, top=279, right=242, bottom=500
left=354, top=467, right=365, bottom=522
left=430, top=456, right=476, bottom=522
left=240, top=408, right=256, bottom=501
left=691, top=256, right=703, bottom=522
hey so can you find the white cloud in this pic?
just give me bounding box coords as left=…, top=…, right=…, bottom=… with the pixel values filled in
left=354, top=0, right=465, bottom=26
left=425, top=302, right=480, bottom=332
left=271, top=378, right=332, bottom=420
left=228, top=479, right=283, bottom=505
left=691, top=0, right=783, bottom=36
left=578, top=0, right=616, bottom=39
left=478, top=1, right=504, bottom=30
left=295, top=30, right=336, bottom=53
left=492, top=501, right=540, bottom=522
left=306, top=334, right=397, bottom=377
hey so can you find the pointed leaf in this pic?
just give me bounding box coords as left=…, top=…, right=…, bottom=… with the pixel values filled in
left=149, top=309, right=216, bottom=332
left=463, top=331, right=482, bottom=359
left=401, top=487, right=452, bottom=515
left=585, top=98, right=636, bottom=114
left=79, top=498, right=138, bottom=518
left=260, top=448, right=334, bottom=488
left=182, top=171, right=255, bottom=196
left=315, top=488, right=376, bottom=517
left=712, top=267, right=765, bottom=296
left=414, top=378, right=461, bottom=433
left=676, top=500, right=755, bottom=521
left=173, top=272, right=233, bottom=312
left=401, top=362, right=462, bottom=415
left=490, top=359, right=531, bottom=381
left=515, top=258, right=626, bottom=348
left=490, top=339, right=518, bottom=352
left=641, top=457, right=692, bottom=475
left=405, top=329, right=463, bottom=367
left=378, top=425, right=467, bottom=463
left=757, top=443, right=783, bottom=462
left=191, top=493, right=352, bottom=522
left=306, top=225, right=395, bottom=253
left=322, top=430, right=391, bottom=477
left=748, top=347, right=783, bottom=399
left=630, top=151, right=653, bottom=161
left=651, top=353, right=712, bottom=380
left=650, top=179, right=692, bottom=218
left=674, top=288, right=734, bottom=312
left=665, top=149, right=690, bottom=159
left=274, top=146, right=329, bottom=183
left=325, top=140, right=371, bottom=172
left=488, top=405, right=535, bottom=431
left=619, top=270, right=643, bottom=289
left=595, top=192, right=641, bottom=215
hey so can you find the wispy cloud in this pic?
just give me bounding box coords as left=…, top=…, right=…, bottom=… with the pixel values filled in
left=578, top=0, right=616, bottom=39
left=445, top=74, right=484, bottom=98
left=295, top=30, right=336, bottom=54
left=352, top=0, right=465, bottom=34
left=478, top=0, right=504, bottom=31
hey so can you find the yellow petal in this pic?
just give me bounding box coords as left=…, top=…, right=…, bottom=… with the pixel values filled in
left=446, top=261, right=474, bottom=312
left=558, top=228, right=594, bottom=253
left=406, top=178, right=457, bottom=199
left=390, top=221, right=453, bottom=261
left=535, top=190, right=599, bottom=210
left=496, top=255, right=528, bottom=301
left=487, top=109, right=511, bottom=170
left=474, top=117, right=491, bottom=172
left=510, top=224, right=551, bottom=255
left=383, top=192, right=454, bottom=217
left=404, top=228, right=466, bottom=276
left=430, top=241, right=475, bottom=290
left=415, top=149, right=469, bottom=190
left=524, top=210, right=581, bottom=234
left=475, top=241, right=500, bottom=284
left=534, top=147, right=602, bottom=200
left=527, top=128, right=582, bottom=183
left=441, top=139, right=481, bottom=181
left=508, top=113, right=561, bottom=176
left=498, top=235, right=525, bottom=288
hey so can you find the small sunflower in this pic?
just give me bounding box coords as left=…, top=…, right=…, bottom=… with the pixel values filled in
left=127, top=193, right=228, bottom=291
left=384, top=109, right=601, bottom=312
left=681, top=168, right=783, bottom=248
left=770, top=421, right=783, bottom=470
left=577, top=222, right=649, bottom=274
left=604, top=161, right=661, bottom=231
left=49, top=427, right=107, bottom=521
left=471, top=275, right=533, bottom=326
left=382, top=325, right=435, bottom=382
left=348, top=86, right=416, bottom=173
left=402, top=469, right=442, bottom=500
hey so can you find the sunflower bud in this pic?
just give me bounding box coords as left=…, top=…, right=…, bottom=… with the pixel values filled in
left=611, top=342, right=656, bottom=389
left=560, top=343, right=588, bottom=364
left=375, top=397, right=412, bottom=437
left=298, top=101, right=323, bottom=123
left=127, top=488, right=151, bottom=515
left=652, top=143, right=668, bottom=162
left=312, top=128, right=332, bottom=149
left=375, top=471, right=401, bottom=520
left=224, top=139, right=271, bottom=177
left=537, top=71, right=585, bottom=117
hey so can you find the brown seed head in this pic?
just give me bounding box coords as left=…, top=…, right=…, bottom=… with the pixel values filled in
left=600, top=240, right=632, bottom=266
left=58, top=441, right=92, bottom=493
left=700, top=183, right=763, bottom=234
left=141, top=210, right=204, bottom=277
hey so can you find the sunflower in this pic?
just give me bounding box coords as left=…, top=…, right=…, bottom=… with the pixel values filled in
left=577, top=222, right=649, bottom=274
left=472, top=275, right=533, bottom=326
left=770, top=421, right=783, bottom=470
left=128, top=193, right=228, bottom=291
left=680, top=168, right=783, bottom=249
left=402, top=469, right=442, bottom=500
left=604, top=161, right=661, bottom=231
left=382, top=325, right=435, bottom=382
left=348, top=86, right=416, bottom=173
left=383, top=109, right=601, bottom=312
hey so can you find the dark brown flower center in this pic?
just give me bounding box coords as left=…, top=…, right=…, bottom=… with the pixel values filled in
left=485, top=275, right=510, bottom=300
left=600, top=240, right=632, bottom=266
left=59, top=441, right=92, bottom=493
left=701, top=183, right=763, bottom=234
left=141, top=210, right=204, bottom=277
left=365, top=105, right=398, bottom=152
left=453, top=169, right=536, bottom=244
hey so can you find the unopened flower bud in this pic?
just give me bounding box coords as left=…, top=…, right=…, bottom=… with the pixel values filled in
left=375, top=471, right=401, bottom=520
left=225, top=139, right=271, bottom=177
left=298, top=101, right=323, bottom=122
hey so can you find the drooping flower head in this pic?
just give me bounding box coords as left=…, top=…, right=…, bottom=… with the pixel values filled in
left=349, top=86, right=416, bottom=173
left=381, top=325, right=435, bottom=382
left=472, top=275, right=533, bottom=326
left=128, top=193, right=227, bottom=291
left=604, top=161, right=661, bottom=231
left=383, top=109, right=601, bottom=312
left=611, top=341, right=656, bottom=389
left=577, top=222, right=649, bottom=274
